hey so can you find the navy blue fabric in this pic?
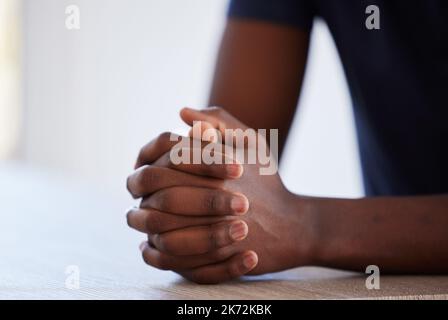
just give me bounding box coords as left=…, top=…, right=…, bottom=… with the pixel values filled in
left=228, top=0, right=448, bottom=196
left=228, top=0, right=316, bottom=29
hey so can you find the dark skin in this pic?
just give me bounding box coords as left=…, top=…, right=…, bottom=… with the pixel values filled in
left=126, top=19, right=448, bottom=284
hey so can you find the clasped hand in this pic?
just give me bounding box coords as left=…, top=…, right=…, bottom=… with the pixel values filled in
left=126, top=107, right=314, bottom=284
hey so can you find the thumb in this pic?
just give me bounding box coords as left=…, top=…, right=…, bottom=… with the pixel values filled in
left=188, top=120, right=221, bottom=143
left=180, top=107, right=270, bottom=150
left=180, top=107, right=249, bottom=133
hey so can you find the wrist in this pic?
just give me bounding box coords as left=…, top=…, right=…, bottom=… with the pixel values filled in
left=285, top=193, right=322, bottom=267
left=301, top=197, right=356, bottom=268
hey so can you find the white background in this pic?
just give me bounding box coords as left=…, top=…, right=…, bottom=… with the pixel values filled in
left=20, top=0, right=363, bottom=200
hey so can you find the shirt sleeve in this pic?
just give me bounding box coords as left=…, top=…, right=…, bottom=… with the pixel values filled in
left=228, top=0, right=316, bottom=30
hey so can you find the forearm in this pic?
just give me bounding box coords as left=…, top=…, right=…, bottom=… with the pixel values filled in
left=208, top=19, right=310, bottom=157
left=300, top=194, right=448, bottom=273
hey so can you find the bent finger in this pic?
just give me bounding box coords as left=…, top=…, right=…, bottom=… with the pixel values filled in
left=141, top=186, right=249, bottom=216
left=126, top=165, right=222, bottom=199
left=153, top=147, right=242, bottom=180
left=126, top=207, right=236, bottom=234
left=178, top=250, right=258, bottom=284
left=140, top=241, right=238, bottom=270
left=151, top=220, right=248, bottom=256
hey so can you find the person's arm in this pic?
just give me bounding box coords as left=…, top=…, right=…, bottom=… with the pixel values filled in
left=306, top=195, right=448, bottom=273
left=208, top=18, right=310, bottom=157
left=128, top=108, right=448, bottom=284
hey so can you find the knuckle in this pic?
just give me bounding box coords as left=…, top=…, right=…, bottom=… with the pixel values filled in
left=137, top=146, right=146, bottom=163
left=126, top=175, right=132, bottom=194
left=154, top=254, right=171, bottom=270
left=125, top=209, right=133, bottom=228
left=207, top=224, right=220, bottom=250
left=157, top=131, right=173, bottom=148
left=139, top=166, right=160, bottom=190
left=160, top=235, right=184, bottom=256
left=203, top=191, right=222, bottom=213
left=145, top=210, right=163, bottom=234
left=141, top=249, right=170, bottom=271
left=151, top=190, right=170, bottom=212
left=126, top=175, right=139, bottom=199
left=158, top=131, right=172, bottom=141
left=155, top=234, right=173, bottom=254
left=141, top=251, right=151, bottom=266
left=135, top=153, right=144, bottom=169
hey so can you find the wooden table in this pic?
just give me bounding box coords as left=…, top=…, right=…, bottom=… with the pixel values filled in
left=1, top=163, right=447, bottom=300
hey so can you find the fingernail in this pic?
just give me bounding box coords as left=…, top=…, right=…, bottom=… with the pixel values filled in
left=229, top=221, right=248, bottom=241
left=231, top=194, right=249, bottom=214
left=226, top=164, right=243, bottom=178
left=139, top=241, right=147, bottom=252
left=243, top=252, right=258, bottom=270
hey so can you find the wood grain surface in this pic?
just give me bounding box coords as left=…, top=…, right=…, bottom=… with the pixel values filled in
left=1, top=163, right=447, bottom=300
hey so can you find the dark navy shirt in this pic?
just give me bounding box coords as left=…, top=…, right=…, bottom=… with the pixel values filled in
left=229, top=0, right=448, bottom=196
